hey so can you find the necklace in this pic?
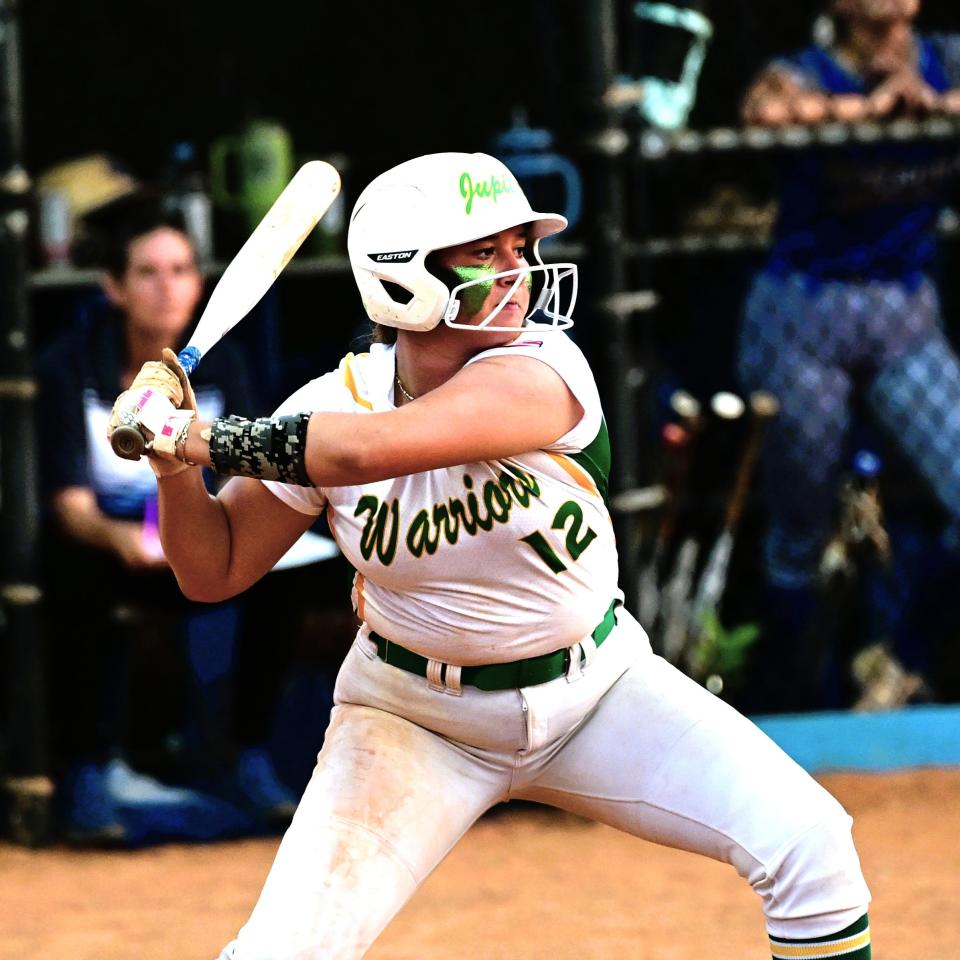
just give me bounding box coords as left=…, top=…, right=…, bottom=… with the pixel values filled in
left=395, top=373, right=416, bottom=403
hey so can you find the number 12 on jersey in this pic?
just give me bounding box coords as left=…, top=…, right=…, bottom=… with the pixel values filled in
left=521, top=500, right=598, bottom=574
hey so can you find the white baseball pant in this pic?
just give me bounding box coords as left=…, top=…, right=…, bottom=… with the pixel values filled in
left=218, top=608, right=869, bottom=959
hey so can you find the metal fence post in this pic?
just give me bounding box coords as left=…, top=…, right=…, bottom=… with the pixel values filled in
left=0, top=0, right=53, bottom=846
left=576, top=0, right=655, bottom=613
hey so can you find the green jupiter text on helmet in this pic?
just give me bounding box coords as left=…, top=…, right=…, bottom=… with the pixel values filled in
left=459, top=171, right=519, bottom=215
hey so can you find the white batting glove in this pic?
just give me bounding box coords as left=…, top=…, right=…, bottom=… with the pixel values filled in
left=128, top=358, right=185, bottom=406
left=114, top=385, right=180, bottom=437
left=108, top=353, right=185, bottom=441
left=105, top=350, right=199, bottom=473
left=108, top=387, right=194, bottom=478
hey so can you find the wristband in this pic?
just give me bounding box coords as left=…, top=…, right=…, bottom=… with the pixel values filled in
left=208, top=413, right=312, bottom=485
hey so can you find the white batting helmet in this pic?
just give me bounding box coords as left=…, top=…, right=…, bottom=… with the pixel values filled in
left=347, top=152, right=577, bottom=332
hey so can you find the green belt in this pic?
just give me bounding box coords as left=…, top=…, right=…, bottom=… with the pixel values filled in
left=370, top=600, right=620, bottom=692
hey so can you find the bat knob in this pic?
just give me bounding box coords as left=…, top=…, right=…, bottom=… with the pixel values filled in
left=111, top=424, right=146, bottom=461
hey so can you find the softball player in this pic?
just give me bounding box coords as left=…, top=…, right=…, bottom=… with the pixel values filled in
left=739, top=0, right=960, bottom=711
left=110, top=153, right=872, bottom=959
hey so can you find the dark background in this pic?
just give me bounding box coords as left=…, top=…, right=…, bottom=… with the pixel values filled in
left=3, top=1, right=959, bottom=847
left=21, top=0, right=960, bottom=366
left=21, top=0, right=960, bottom=459
left=16, top=0, right=958, bottom=178
left=20, top=1, right=960, bottom=181
left=19, top=1, right=960, bottom=707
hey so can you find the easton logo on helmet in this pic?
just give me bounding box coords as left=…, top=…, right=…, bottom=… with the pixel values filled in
left=370, top=250, right=417, bottom=263
left=459, top=172, right=518, bottom=215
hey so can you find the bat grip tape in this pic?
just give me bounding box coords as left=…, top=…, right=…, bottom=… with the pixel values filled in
left=177, top=346, right=202, bottom=376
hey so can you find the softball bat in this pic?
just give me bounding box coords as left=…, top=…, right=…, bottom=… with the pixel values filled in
left=111, top=160, right=342, bottom=460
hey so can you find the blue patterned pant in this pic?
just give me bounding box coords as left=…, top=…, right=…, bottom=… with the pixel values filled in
left=738, top=270, right=960, bottom=588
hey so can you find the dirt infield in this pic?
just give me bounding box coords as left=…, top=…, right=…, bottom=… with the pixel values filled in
left=3, top=768, right=957, bottom=960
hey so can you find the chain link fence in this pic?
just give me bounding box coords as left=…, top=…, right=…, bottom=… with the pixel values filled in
left=575, top=0, right=960, bottom=713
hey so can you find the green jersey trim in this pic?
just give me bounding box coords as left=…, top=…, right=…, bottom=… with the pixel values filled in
left=569, top=418, right=610, bottom=503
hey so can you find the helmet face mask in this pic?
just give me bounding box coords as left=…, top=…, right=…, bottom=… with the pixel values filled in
left=442, top=261, right=577, bottom=332
left=347, top=152, right=577, bottom=333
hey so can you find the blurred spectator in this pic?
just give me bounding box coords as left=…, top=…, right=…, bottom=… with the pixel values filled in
left=36, top=201, right=299, bottom=843
left=736, top=0, right=960, bottom=711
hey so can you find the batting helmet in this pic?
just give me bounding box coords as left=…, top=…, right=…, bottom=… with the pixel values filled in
left=347, top=152, right=577, bottom=333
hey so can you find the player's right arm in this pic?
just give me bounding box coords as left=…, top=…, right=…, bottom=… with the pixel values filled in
left=146, top=351, right=580, bottom=601
left=153, top=469, right=315, bottom=602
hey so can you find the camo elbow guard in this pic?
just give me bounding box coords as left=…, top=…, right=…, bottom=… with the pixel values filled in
left=208, top=413, right=312, bottom=485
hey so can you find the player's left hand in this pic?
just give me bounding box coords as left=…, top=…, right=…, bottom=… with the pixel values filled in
left=107, top=386, right=175, bottom=445
left=107, top=356, right=183, bottom=439
left=130, top=357, right=186, bottom=408
left=144, top=348, right=200, bottom=478
left=107, top=385, right=195, bottom=478
left=107, top=352, right=199, bottom=476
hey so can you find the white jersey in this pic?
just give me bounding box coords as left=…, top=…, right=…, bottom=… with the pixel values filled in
left=263, top=324, right=622, bottom=665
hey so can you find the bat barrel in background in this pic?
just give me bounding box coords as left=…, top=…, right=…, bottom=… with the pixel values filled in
left=721, top=390, right=778, bottom=532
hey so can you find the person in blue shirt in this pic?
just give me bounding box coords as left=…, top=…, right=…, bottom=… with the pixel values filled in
left=37, top=205, right=298, bottom=842
left=737, top=0, right=960, bottom=711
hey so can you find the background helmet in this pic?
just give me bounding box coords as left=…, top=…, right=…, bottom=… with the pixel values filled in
left=347, top=152, right=568, bottom=332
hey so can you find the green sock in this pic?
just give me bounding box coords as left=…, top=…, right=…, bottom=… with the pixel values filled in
left=769, top=913, right=870, bottom=959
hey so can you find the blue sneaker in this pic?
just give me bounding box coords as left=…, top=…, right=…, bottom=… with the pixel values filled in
left=64, top=759, right=254, bottom=846
left=103, top=758, right=208, bottom=808
left=231, top=747, right=298, bottom=826
left=108, top=759, right=254, bottom=843
left=61, top=762, right=128, bottom=846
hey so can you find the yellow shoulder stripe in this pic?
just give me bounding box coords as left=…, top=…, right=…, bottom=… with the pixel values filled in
left=547, top=452, right=599, bottom=497
left=342, top=352, right=373, bottom=411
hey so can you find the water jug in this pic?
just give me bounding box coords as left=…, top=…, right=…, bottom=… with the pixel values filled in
left=210, top=120, right=294, bottom=231
left=492, top=110, right=582, bottom=234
